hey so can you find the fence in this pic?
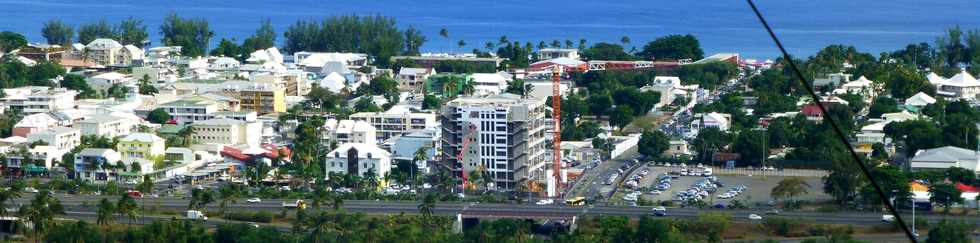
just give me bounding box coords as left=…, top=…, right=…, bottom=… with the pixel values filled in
left=709, top=166, right=828, bottom=178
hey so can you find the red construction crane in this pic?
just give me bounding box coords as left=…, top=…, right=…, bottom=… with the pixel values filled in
left=551, top=66, right=563, bottom=197
left=456, top=122, right=478, bottom=190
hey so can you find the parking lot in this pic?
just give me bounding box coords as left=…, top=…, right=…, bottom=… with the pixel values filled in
left=618, top=164, right=830, bottom=207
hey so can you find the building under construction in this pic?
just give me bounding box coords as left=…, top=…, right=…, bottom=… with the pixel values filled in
left=439, top=93, right=549, bottom=191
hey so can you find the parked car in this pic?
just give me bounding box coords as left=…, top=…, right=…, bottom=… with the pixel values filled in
left=23, top=187, right=39, bottom=193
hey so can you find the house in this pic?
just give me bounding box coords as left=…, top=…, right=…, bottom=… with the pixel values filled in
left=238, top=85, right=286, bottom=114
left=87, top=72, right=133, bottom=91
left=692, top=112, right=731, bottom=131
left=319, top=72, right=347, bottom=93
left=248, top=47, right=285, bottom=64
left=471, top=72, right=511, bottom=96
left=26, top=126, right=81, bottom=151
left=909, top=146, right=980, bottom=175
left=5, top=87, right=77, bottom=114
left=904, top=92, right=936, bottom=108
left=250, top=71, right=311, bottom=96
left=116, top=45, right=144, bottom=66
left=76, top=115, right=137, bottom=138
left=665, top=140, right=692, bottom=157
left=926, top=72, right=945, bottom=87
left=937, top=70, right=980, bottom=100
left=812, top=72, right=852, bottom=88
left=322, top=119, right=377, bottom=145
left=349, top=105, right=438, bottom=141
left=190, top=118, right=262, bottom=147
left=397, top=67, right=436, bottom=92
left=837, top=76, right=875, bottom=96
left=73, top=148, right=122, bottom=182
left=537, top=48, right=580, bottom=60
left=12, top=113, right=60, bottom=137
left=323, top=143, right=392, bottom=179
left=801, top=104, right=823, bottom=122
left=209, top=57, right=241, bottom=71
left=389, top=128, right=439, bottom=172
left=6, top=145, right=67, bottom=172
left=117, top=133, right=166, bottom=163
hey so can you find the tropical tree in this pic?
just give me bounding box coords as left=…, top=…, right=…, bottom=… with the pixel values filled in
left=18, top=190, right=65, bottom=240
left=418, top=193, right=437, bottom=227
left=928, top=183, right=963, bottom=213
left=412, top=147, right=429, bottom=187
left=188, top=188, right=214, bottom=211
left=177, top=126, right=196, bottom=146
left=771, top=177, right=811, bottom=205
left=0, top=185, right=23, bottom=217
left=116, top=194, right=138, bottom=225
left=96, top=198, right=115, bottom=229
left=217, top=184, right=240, bottom=213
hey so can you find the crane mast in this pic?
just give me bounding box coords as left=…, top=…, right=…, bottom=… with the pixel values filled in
left=552, top=66, right=563, bottom=197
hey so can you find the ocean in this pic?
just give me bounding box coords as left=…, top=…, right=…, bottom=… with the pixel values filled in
left=1, top=0, right=979, bottom=59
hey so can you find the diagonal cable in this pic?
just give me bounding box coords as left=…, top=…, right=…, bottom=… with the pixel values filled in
left=744, top=0, right=918, bottom=242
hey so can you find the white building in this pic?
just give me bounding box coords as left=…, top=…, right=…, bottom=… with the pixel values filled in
left=350, top=106, right=438, bottom=141
left=904, top=92, right=937, bottom=108
left=26, top=126, right=80, bottom=151
left=324, top=143, right=392, bottom=178
left=322, top=119, right=377, bottom=145
left=537, top=48, right=580, bottom=60
left=190, top=118, right=262, bottom=147
left=692, top=112, right=731, bottom=132
left=471, top=72, right=511, bottom=96
left=87, top=72, right=133, bottom=91
left=9, top=87, right=78, bottom=114
left=440, top=94, right=549, bottom=190
left=84, top=38, right=123, bottom=66
left=938, top=70, right=980, bottom=100
left=909, top=146, right=980, bottom=175
left=76, top=115, right=137, bottom=138
left=157, top=96, right=222, bottom=124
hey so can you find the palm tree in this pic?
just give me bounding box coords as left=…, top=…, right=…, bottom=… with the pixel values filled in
left=19, top=190, right=64, bottom=241
left=0, top=186, right=23, bottom=217
left=460, top=79, right=475, bottom=96
left=417, top=193, right=436, bottom=225
left=331, top=196, right=344, bottom=211
left=412, top=147, right=429, bottom=189
left=311, top=187, right=331, bottom=210
left=620, top=36, right=631, bottom=46
left=96, top=198, right=115, bottom=229
left=177, top=127, right=196, bottom=146
left=484, top=41, right=495, bottom=52
left=216, top=184, right=240, bottom=213
left=444, top=77, right=459, bottom=98
left=116, top=194, right=138, bottom=225
left=456, top=40, right=467, bottom=51
left=498, top=35, right=509, bottom=46
left=578, top=39, right=587, bottom=50
left=439, top=28, right=448, bottom=39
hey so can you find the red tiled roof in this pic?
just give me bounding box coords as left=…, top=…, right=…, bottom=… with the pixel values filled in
left=955, top=183, right=979, bottom=193
left=801, top=104, right=823, bottom=116
left=221, top=144, right=292, bottom=162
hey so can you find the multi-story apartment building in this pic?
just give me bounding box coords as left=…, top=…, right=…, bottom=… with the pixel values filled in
left=238, top=85, right=286, bottom=114
left=73, top=148, right=122, bottom=182
left=76, top=115, right=137, bottom=138
left=440, top=94, right=549, bottom=190
left=324, top=143, right=391, bottom=179
left=26, top=126, right=81, bottom=151
left=117, top=133, right=166, bottom=163
left=84, top=39, right=142, bottom=67
left=350, top=106, right=437, bottom=141
left=397, top=67, right=436, bottom=92
left=322, top=119, right=377, bottom=145
left=158, top=96, right=221, bottom=124
left=190, top=118, right=262, bottom=147
left=4, top=87, right=78, bottom=114
left=251, top=71, right=311, bottom=96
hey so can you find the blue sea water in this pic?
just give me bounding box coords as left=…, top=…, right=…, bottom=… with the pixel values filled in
left=1, top=0, right=979, bottom=59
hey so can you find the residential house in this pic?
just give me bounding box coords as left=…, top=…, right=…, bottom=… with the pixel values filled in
left=904, top=92, right=937, bottom=108
left=812, top=72, right=852, bottom=88
left=537, top=48, right=580, bottom=60
left=115, top=45, right=144, bottom=66
left=324, top=143, right=392, bottom=179
left=471, top=72, right=511, bottom=96
left=389, top=128, right=440, bottom=172
left=12, top=113, right=60, bottom=137
left=117, top=133, right=166, bottom=163
left=665, top=140, right=692, bottom=157
left=6, top=145, right=66, bottom=172
left=157, top=95, right=222, bottom=124
left=937, top=70, right=980, bottom=100
left=84, top=38, right=123, bottom=66
left=692, top=112, right=731, bottom=132
left=5, top=87, right=78, bottom=114
left=87, top=72, right=133, bottom=91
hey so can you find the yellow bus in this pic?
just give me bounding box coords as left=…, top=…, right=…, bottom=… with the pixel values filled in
left=565, top=197, right=586, bottom=206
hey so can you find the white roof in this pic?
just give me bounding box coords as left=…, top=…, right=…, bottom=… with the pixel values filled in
left=942, top=70, right=980, bottom=87
left=532, top=57, right=585, bottom=66
left=320, top=72, right=347, bottom=93
left=926, top=72, right=945, bottom=85
left=881, top=110, right=919, bottom=122
left=904, top=92, right=936, bottom=106
left=329, top=143, right=390, bottom=159
left=860, top=121, right=889, bottom=133
left=120, top=133, right=164, bottom=143
left=298, top=52, right=365, bottom=67
left=471, top=73, right=509, bottom=84
left=91, top=72, right=128, bottom=80
left=0, top=136, right=27, bottom=144
left=398, top=67, right=431, bottom=76
left=246, top=47, right=284, bottom=64
left=16, top=56, right=36, bottom=66
left=85, top=38, right=123, bottom=50
left=842, top=76, right=873, bottom=88
left=193, top=118, right=245, bottom=126
left=704, top=112, right=730, bottom=124
left=14, top=113, right=58, bottom=128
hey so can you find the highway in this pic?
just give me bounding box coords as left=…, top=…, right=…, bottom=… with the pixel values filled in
left=14, top=194, right=978, bottom=227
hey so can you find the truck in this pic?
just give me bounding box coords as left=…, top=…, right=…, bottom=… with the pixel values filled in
left=186, top=210, right=208, bottom=221
left=283, top=199, right=307, bottom=209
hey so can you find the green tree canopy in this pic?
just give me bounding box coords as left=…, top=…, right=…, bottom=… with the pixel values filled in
left=41, top=19, right=74, bottom=45
left=637, top=34, right=704, bottom=61
left=582, top=42, right=634, bottom=60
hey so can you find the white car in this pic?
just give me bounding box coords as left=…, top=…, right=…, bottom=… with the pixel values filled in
left=246, top=198, right=261, bottom=203
left=748, top=214, right=763, bottom=220
left=23, top=187, right=39, bottom=193
left=536, top=199, right=554, bottom=205
left=649, top=190, right=662, bottom=195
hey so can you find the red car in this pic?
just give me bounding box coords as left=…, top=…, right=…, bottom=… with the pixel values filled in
left=127, top=191, right=143, bottom=198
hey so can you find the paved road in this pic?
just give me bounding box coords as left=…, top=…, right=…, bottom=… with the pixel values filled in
left=16, top=195, right=978, bottom=227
